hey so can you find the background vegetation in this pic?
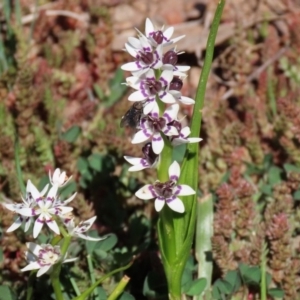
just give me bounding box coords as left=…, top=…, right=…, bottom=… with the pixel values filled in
left=1, top=0, right=300, bottom=299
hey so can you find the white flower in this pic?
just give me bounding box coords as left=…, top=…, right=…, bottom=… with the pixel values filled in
left=121, top=35, right=163, bottom=77
left=136, top=18, right=185, bottom=48
left=135, top=161, right=195, bottom=213
left=64, top=216, right=106, bottom=241
left=131, top=102, right=179, bottom=154
left=49, top=168, right=72, bottom=188
left=16, top=180, right=76, bottom=238
left=126, top=69, right=177, bottom=114
left=124, top=143, right=159, bottom=171
left=21, top=243, right=78, bottom=277
left=168, top=120, right=203, bottom=146
left=3, top=181, right=49, bottom=233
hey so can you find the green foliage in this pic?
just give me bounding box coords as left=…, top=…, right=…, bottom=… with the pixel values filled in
left=62, top=126, right=81, bottom=143
left=93, top=68, right=127, bottom=107
left=0, top=285, right=17, bottom=300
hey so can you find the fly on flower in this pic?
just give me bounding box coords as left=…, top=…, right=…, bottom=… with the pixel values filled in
left=120, top=101, right=144, bottom=129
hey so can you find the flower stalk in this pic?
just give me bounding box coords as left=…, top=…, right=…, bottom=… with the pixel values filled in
left=158, top=1, right=225, bottom=298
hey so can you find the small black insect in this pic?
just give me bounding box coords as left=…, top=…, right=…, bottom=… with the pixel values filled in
left=120, top=102, right=144, bottom=129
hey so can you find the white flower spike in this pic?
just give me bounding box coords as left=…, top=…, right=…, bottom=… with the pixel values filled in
left=135, top=161, right=195, bottom=213
left=21, top=243, right=77, bottom=277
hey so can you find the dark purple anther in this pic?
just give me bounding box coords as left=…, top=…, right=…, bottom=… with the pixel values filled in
left=139, top=51, right=154, bottom=65
left=151, top=31, right=164, bottom=44
left=169, top=77, right=183, bottom=91
left=163, top=50, right=178, bottom=65
left=153, top=180, right=176, bottom=198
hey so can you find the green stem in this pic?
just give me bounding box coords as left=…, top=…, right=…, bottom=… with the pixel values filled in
left=169, top=1, right=225, bottom=299
left=72, top=260, right=133, bottom=300
left=191, top=1, right=225, bottom=297
left=26, top=272, right=35, bottom=300
left=50, top=263, right=64, bottom=300
left=190, top=0, right=225, bottom=138
left=107, top=275, right=130, bottom=300
left=260, top=243, right=267, bottom=300
left=157, top=135, right=176, bottom=263
left=70, top=277, right=81, bottom=297
left=50, top=231, right=71, bottom=299
left=87, top=254, right=99, bottom=299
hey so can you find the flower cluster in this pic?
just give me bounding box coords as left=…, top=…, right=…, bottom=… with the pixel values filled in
left=3, top=169, right=104, bottom=277
left=121, top=19, right=202, bottom=213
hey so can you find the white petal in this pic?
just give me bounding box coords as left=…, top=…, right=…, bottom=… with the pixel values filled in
left=176, top=65, right=190, bottom=72
left=63, top=257, right=79, bottom=263
left=164, top=104, right=179, bottom=120
left=167, top=198, right=185, bottom=213
left=169, top=161, right=180, bottom=180
left=28, top=180, right=41, bottom=200
left=172, top=138, right=189, bottom=146
left=164, top=126, right=178, bottom=136
left=40, top=184, right=49, bottom=197
left=21, top=262, right=41, bottom=272
left=76, top=233, right=105, bottom=241
left=127, top=36, right=142, bottom=49
left=160, top=69, right=173, bottom=84
left=131, top=130, right=151, bottom=144
left=145, top=18, right=154, bottom=36
left=176, top=184, right=196, bottom=196
left=171, top=35, right=185, bottom=44
left=181, top=126, right=191, bottom=138
left=47, top=185, right=58, bottom=200
left=46, top=219, right=60, bottom=235
left=33, top=219, right=44, bottom=238
left=179, top=96, right=195, bottom=105
left=37, top=265, right=52, bottom=277
left=160, top=92, right=176, bottom=103
left=187, top=138, right=203, bottom=143
left=143, top=101, right=155, bottom=114
left=24, top=217, right=32, bottom=232
left=151, top=101, right=160, bottom=116
left=154, top=199, right=165, bottom=212
left=163, top=26, right=174, bottom=40
left=128, top=90, right=147, bottom=101
left=124, top=156, right=143, bottom=166
left=76, top=216, right=97, bottom=232
left=121, top=62, right=139, bottom=71
left=135, top=184, right=154, bottom=200
left=6, top=217, right=23, bottom=232
left=124, top=43, right=138, bottom=57
left=152, top=133, right=164, bottom=154
left=129, top=164, right=148, bottom=172
left=125, top=75, right=139, bottom=87
left=16, top=207, right=36, bottom=217
left=27, top=242, right=43, bottom=256
left=63, top=192, right=77, bottom=205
